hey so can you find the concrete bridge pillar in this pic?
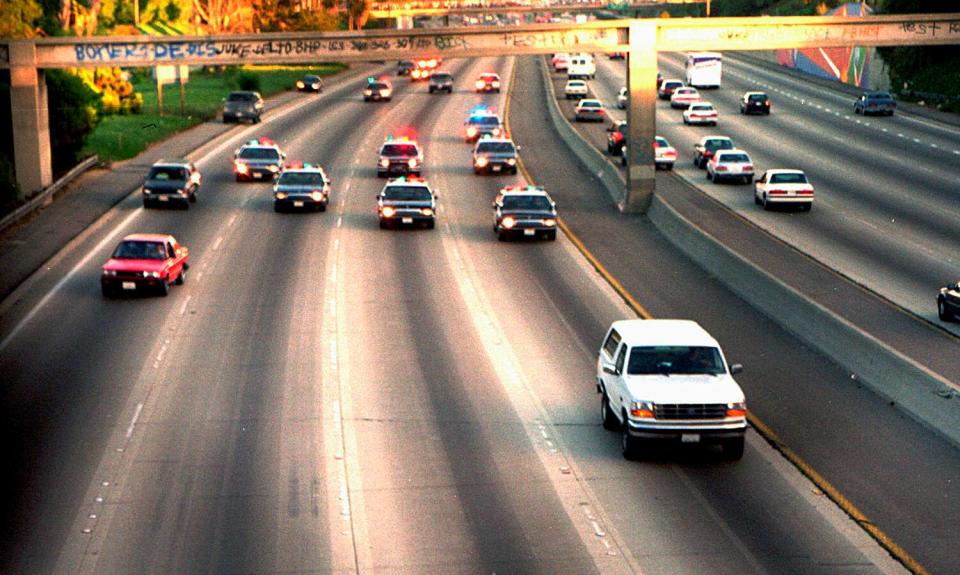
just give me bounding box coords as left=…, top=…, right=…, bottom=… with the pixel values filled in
left=623, top=21, right=657, bottom=214
left=9, top=42, right=52, bottom=195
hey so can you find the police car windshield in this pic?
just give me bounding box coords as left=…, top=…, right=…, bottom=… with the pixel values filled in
left=382, top=144, right=418, bottom=156
left=279, top=172, right=324, bottom=185
left=147, top=166, right=186, bottom=181
left=227, top=92, right=256, bottom=102
left=477, top=142, right=515, bottom=154
left=239, top=148, right=280, bottom=160
left=112, top=241, right=167, bottom=260
left=769, top=173, right=808, bottom=184
left=502, top=195, right=552, bottom=211
left=627, top=346, right=725, bottom=375
left=383, top=186, right=431, bottom=201
left=707, top=140, right=733, bottom=150
left=748, top=94, right=767, bottom=101
left=469, top=116, right=501, bottom=126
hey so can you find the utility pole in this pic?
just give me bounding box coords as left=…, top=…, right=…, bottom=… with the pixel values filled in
left=134, top=0, right=140, bottom=27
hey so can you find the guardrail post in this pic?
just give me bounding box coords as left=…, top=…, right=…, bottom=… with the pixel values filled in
left=623, top=21, right=657, bottom=214
left=9, top=41, right=52, bottom=196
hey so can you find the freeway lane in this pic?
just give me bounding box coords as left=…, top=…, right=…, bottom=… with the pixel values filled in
left=585, top=52, right=960, bottom=333
left=0, top=55, right=922, bottom=575
left=521, top=55, right=960, bottom=573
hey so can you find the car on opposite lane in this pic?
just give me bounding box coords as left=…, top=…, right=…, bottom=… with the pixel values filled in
left=564, top=79, right=589, bottom=99
left=475, top=73, right=502, bottom=93
left=552, top=53, right=571, bottom=73
left=429, top=71, right=454, bottom=93
left=296, top=74, right=323, bottom=93
left=273, top=163, right=331, bottom=212
left=363, top=78, right=393, bottom=102
left=683, top=102, right=718, bottom=126
left=740, top=91, right=771, bottom=115
left=101, top=234, right=189, bottom=298
left=233, top=137, right=285, bottom=182
left=574, top=99, right=606, bottom=122
left=754, top=169, right=815, bottom=211
left=473, top=137, right=519, bottom=174
left=654, top=136, right=677, bottom=170
left=855, top=91, right=897, bottom=116
left=707, top=149, right=755, bottom=184
left=377, top=177, right=437, bottom=229
left=141, top=159, right=200, bottom=209
left=378, top=137, right=423, bottom=178
left=222, top=90, right=264, bottom=124
left=670, top=87, right=701, bottom=109
left=938, top=281, right=960, bottom=322
left=492, top=185, right=558, bottom=241
left=464, top=109, right=505, bottom=142
left=693, top=135, right=735, bottom=169
left=397, top=60, right=415, bottom=76
left=617, top=87, right=628, bottom=109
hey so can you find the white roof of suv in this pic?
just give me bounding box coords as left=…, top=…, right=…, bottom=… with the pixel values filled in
left=610, top=319, right=719, bottom=348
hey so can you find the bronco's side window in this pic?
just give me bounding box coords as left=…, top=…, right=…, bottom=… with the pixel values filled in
left=602, top=329, right=621, bottom=358
left=615, top=345, right=627, bottom=375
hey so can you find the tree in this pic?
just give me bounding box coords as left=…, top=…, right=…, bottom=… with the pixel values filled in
left=45, top=69, right=102, bottom=174
left=346, top=0, right=369, bottom=30
left=0, top=0, right=42, bottom=37
left=192, top=0, right=253, bottom=33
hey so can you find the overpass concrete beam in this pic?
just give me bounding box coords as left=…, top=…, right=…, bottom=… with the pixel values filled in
left=9, top=42, right=52, bottom=195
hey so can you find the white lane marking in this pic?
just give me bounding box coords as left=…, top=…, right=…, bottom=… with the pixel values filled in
left=931, top=143, right=939, bottom=149
left=179, top=295, right=192, bottom=316
left=228, top=214, right=238, bottom=227
left=913, top=138, right=921, bottom=143
left=0, top=207, right=142, bottom=353
left=211, top=236, right=224, bottom=251
left=953, top=150, right=960, bottom=155
left=125, top=402, right=144, bottom=439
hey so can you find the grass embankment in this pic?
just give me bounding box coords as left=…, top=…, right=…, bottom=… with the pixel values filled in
left=84, top=64, right=347, bottom=163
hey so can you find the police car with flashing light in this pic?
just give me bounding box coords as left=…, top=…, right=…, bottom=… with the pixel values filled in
left=377, top=176, right=437, bottom=229
left=273, top=162, right=331, bottom=212
left=364, top=77, right=393, bottom=102
left=492, top=185, right=558, bottom=241
left=233, top=137, right=285, bottom=182
left=464, top=109, right=505, bottom=143
left=377, top=136, right=423, bottom=178
left=472, top=136, right=519, bottom=175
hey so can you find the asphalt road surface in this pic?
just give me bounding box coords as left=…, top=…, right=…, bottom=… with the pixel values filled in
left=0, top=56, right=956, bottom=574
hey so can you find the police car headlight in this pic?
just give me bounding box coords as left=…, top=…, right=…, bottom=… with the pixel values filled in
left=382, top=206, right=396, bottom=217
left=492, top=81, right=501, bottom=88
left=380, top=89, right=391, bottom=97
left=475, top=80, right=485, bottom=90
left=235, top=163, right=248, bottom=174
left=177, top=188, right=187, bottom=196
left=476, top=157, right=489, bottom=167
left=310, top=191, right=323, bottom=201
left=408, top=158, right=419, bottom=168
left=543, top=218, right=556, bottom=227
left=506, top=158, right=516, bottom=165
left=268, top=165, right=279, bottom=173
left=142, top=187, right=153, bottom=195
left=420, top=207, right=433, bottom=216
left=501, top=216, right=516, bottom=229
left=466, top=127, right=478, bottom=137
left=312, top=83, right=320, bottom=90
left=275, top=192, right=288, bottom=200
left=379, top=158, right=390, bottom=168
left=492, top=128, right=502, bottom=136
left=364, top=89, right=373, bottom=96
left=297, top=81, right=305, bottom=88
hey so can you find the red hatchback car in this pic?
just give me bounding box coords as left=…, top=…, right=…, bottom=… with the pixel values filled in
left=101, top=233, right=189, bottom=297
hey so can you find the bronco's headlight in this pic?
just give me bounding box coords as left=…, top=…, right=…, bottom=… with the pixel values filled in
left=726, top=402, right=747, bottom=418
left=543, top=218, right=556, bottom=227
left=506, top=158, right=516, bottom=165
left=420, top=207, right=433, bottom=216
left=381, top=206, right=396, bottom=218
left=275, top=192, right=288, bottom=200
left=310, top=191, right=323, bottom=201
left=268, top=165, right=279, bottom=173
left=235, top=162, right=248, bottom=174
left=501, top=216, right=516, bottom=229
left=630, top=401, right=655, bottom=419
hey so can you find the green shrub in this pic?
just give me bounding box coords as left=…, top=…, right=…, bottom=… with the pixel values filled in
left=234, top=71, right=262, bottom=92
left=46, top=69, right=102, bottom=175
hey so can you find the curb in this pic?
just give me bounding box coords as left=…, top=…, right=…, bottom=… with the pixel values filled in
left=0, top=155, right=99, bottom=234
left=534, top=53, right=960, bottom=450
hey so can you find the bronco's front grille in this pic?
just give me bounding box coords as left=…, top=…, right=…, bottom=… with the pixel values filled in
left=655, top=404, right=728, bottom=420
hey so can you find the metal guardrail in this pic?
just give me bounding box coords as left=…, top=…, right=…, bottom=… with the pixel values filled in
left=0, top=155, right=99, bottom=233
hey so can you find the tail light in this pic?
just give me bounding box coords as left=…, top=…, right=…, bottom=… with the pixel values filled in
left=768, top=189, right=787, bottom=195
left=797, top=189, right=815, bottom=195
left=716, top=165, right=728, bottom=171
left=743, top=165, right=754, bottom=171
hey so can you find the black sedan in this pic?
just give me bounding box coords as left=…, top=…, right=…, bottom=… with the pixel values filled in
left=938, top=281, right=960, bottom=322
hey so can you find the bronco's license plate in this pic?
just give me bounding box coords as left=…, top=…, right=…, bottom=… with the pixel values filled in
left=681, top=433, right=701, bottom=443
left=122, top=282, right=136, bottom=290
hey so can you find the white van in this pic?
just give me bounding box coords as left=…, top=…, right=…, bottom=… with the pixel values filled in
left=685, top=52, right=723, bottom=88
left=596, top=319, right=747, bottom=460
left=567, top=54, right=596, bottom=80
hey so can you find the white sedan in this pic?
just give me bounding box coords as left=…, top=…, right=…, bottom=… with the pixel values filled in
left=706, top=149, right=754, bottom=184
left=683, top=102, right=718, bottom=126
left=564, top=79, right=589, bottom=99
left=654, top=136, right=677, bottom=170
left=754, top=169, right=815, bottom=211
left=670, top=87, right=701, bottom=109
left=574, top=99, right=606, bottom=122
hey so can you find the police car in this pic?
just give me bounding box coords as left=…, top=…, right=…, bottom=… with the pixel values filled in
left=492, top=185, right=558, bottom=241
left=473, top=136, right=519, bottom=175
left=377, top=176, right=437, bottom=229
left=364, top=77, right=393, bottom=102
left=464, top=109, right=505, bottom=143
left=273, top=162, right=331, bottom=212
left=377, top=136, right=423, bottom=178
left=233, top=137, right=285, bottom=182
